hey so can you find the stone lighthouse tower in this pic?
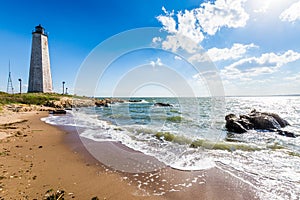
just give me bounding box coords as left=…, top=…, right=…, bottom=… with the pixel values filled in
left=28, top=24, right=53, bottom=93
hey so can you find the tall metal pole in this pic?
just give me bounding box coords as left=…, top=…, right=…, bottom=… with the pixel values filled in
left=66, top=87, right=68, bottom=95
left=18, top=78, right=22, bottom=94
left=7, top=60, right=14, bottom=94
left=62, top=81, right=65, bottom=94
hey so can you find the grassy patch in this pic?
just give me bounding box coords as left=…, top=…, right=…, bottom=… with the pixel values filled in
left=0, top=92, right=62, bottom=106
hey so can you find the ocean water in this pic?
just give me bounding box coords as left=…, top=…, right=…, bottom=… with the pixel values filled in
left=42, top=96, right=300, bottom=199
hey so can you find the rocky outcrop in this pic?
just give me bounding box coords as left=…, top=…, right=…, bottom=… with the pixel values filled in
left=225, top=114, right=248, bottom=133
left=225, top=110, right=296, bottom=138
left=45, top=97, right=95, bottom=109
left=95, top=98, right=125, bottom=107
left=5, top=104, right=55, bottom=112
left=4, top=97, right=96, bottom=113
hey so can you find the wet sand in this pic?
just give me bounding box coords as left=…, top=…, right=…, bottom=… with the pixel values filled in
left=0, top=110, right=259, bottom=199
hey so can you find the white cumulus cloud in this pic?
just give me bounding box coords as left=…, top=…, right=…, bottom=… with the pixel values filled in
left=152, top=37, right=162, bottom=43
left=150, top=58, right=163, bottom=67
left=188, top=43, right=257, bottom=63
left=253, top=0, right=272, bottom=13
left=280, top=1, right=300, bottom=22
left=221, top=50, right=300, bottom=80
left=156, top=0, right=249, bottom=52
left=157, top=7, right=177, bottom=33
left=207, top=43, right=258, bottom=62
left=194, top=0, right=249, bottom=35
left=174, top=55, right=182, bottom=60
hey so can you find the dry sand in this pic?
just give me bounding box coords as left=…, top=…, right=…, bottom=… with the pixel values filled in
left=0, top=110, right=259, bottom=199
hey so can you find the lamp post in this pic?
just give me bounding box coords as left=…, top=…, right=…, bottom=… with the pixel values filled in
left=18, top=78, right=22, bottom=94
left=62, top=81, right=65, bottom=94
left=66, top=87, right=68, bottom=95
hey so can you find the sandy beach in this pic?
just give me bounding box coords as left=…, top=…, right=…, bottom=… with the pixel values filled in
left=0, top=110, right=259, bottom=199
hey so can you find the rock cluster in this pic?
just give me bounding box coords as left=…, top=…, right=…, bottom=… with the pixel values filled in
left=5, top=104, right=55, bottom=112
left=45, top=97, right=95, bottom=109
left=4, top=97, right=96, bottom=114
left=95, top=98, right=125, bottom=107
left=225, top=109, right=296, bottom=137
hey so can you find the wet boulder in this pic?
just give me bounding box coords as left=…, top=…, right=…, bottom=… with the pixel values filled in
left=225, top=114, right=253, bottom=133
left=225, top=110, right=296, bottom=138
left=249, top=114, right=281, bottom=130
left=260, top=112, right=289, bottom=127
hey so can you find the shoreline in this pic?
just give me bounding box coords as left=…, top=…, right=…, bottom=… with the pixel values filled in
left=0, top=111, right=163, bottom=199
left=0, top=110, right=259, bottom=199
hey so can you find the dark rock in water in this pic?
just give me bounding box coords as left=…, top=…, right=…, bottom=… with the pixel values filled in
left=225, top=114, right=247, bottom=133
left=250, top=114, right=281, bottom=130
left=49, top=109, right=67, bottom=114
left=95, top=98, right=125, bottom=107
left=128, top=99, right=142, bottom=103
left=154, top=102, right=173, bottom=107
left=261, top=112, right=290, bottom=127
left=225, top=110, right=296, bottom=137
left=225, top=114, right=253, bottom=133
left=238, top=115, right=254, bottom=130
left=95, top=100, right=108, bottom=107
left=226, top=121, right=248, bottom=133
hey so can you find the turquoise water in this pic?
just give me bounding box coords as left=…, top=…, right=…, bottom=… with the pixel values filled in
left=42, top=96, right=300, bottom=199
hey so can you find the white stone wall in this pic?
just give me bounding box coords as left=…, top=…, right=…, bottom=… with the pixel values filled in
left=28, top=33, right=53, bottom=93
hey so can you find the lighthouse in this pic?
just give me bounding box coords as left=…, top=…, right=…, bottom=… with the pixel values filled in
left=28, top=24, right=53, bottom=93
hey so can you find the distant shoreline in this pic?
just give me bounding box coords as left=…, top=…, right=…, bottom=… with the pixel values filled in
left=92, top=94, right=300, bottom=98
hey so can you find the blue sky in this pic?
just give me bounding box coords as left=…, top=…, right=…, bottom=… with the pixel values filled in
left=1, top=0, right=300, bottom=96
